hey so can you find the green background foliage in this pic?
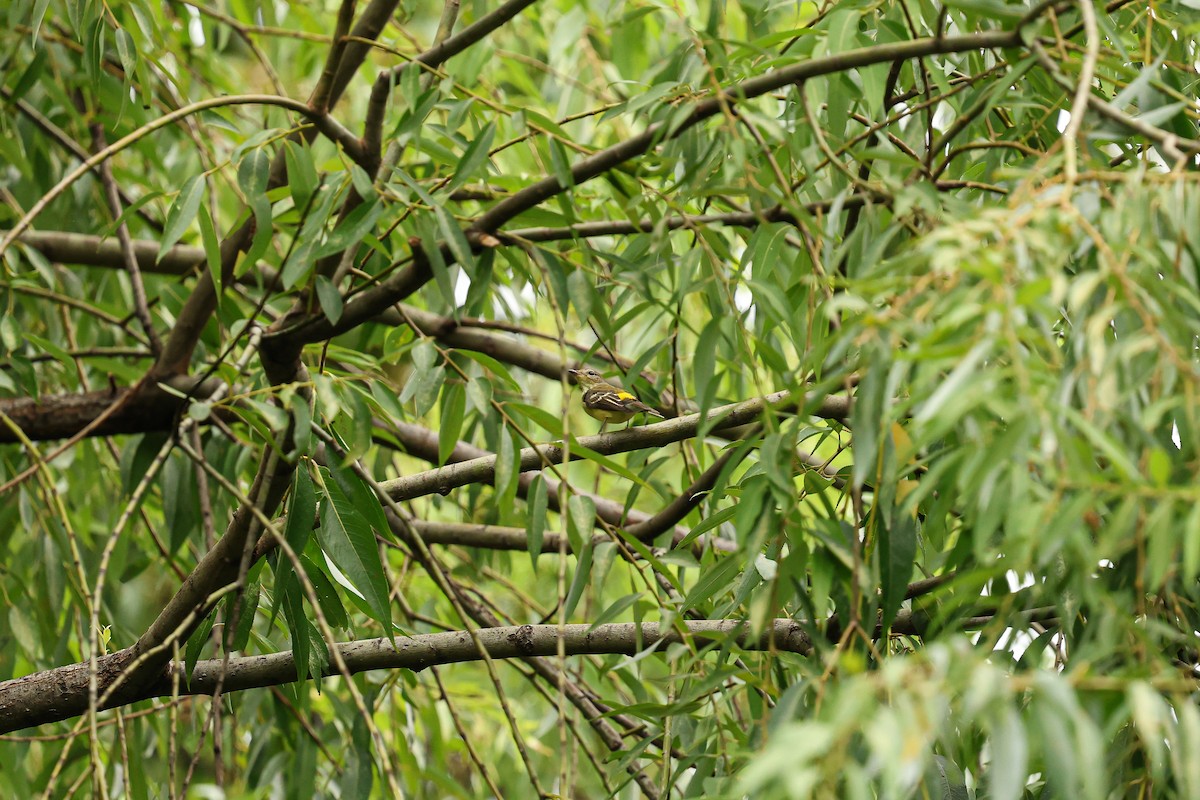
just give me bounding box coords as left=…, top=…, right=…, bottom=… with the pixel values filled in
left=1, top=0, right=1199, bottom=797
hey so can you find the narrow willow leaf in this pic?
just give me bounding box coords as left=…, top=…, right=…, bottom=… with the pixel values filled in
left=987, top=705, right=1028, bottom=800
left=315, top=200, right=382, bottom=259
left=447, top=121, right=496, bottom=192
left=316, top=475, right=392, bottom=634
left=526, top=475, right=549, bottom=568
left=183, top=610, right=216, bottom=685
left=284, top=465, right=317, bottom=557
left=566, top=494, right=596, bottom=552
left=158, top=175, right=205, bottom=260
left=301, top=553, right=350, bottom=630
left=325, top=452, right=391, bottom=543
left=562, top=539, right=594, bottom=619
left=588, top=592, right=643, bottom=631
left=314, top=275, right=343, bottom=325
left=197, top=204, right=222, bottom=300
left=227, top=581, right=260, bottom=652
left=878, top=512, right=916, bottom=631
left=438, top=383, right=466, bottom=465
left=681, top=554, right=742, bottom=612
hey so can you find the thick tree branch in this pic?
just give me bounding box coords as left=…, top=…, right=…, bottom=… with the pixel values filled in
left=0, top=620, right=808, bottom=733
left=0, top=375, right=222, bottom=445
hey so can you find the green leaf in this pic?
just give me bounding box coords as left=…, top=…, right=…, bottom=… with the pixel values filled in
left=284, top=466, right=317, bottom=558
left=238, top=148, right=270, bottom=195
left=158, top=175, right=205, bottom=260
left=878, top=512, right=916, bottom=631
left=457, top=350, right=523, bottom=390
left=495, top=429, right=517, bottom=503
left=568, top=269, right=594, bottom=323
left=325, top=449, right=391, bottom=543
left=681, top=554, right=742, bottom=612
left=314, top=275, right=344, bottom=324
left=284, top=140, right=319, bottom=210
left=434, top=205, right=475, bottom=272
left=226, top=581, right=260, bottom=652
left=562, top=539, right=593, bottom=619
left=694, top=317, right=722, bottom=414
left=526, top=475, right=549, bottom=567
left=566, top=438, right=656, bottom=493
left=588, top=592, right=643, bottom=631
left=447, top=121, right=496, bottom=192
left=280, top=574, right=314, bottom=680
left=988, top=705, right=1028, bottom=800
left=438, top=383, right=466, bottom=465
left=197, top=204, right=222, bottom=300
left=399, top=340, right=444, bottom=416
left=315, top=200, right=382, bottom=259
left=567, top=494, right=595, bottom=552
left=315, top=472, right=392, bottom=634
left=506, top=401, right=564, bottom=437
left=302, top=553, right=350, bottom=630
left=239, top=148, right=274, bottom=270
left=114, top=27, right=137, bottom=78
left=183, top=610, right=216, bottom=685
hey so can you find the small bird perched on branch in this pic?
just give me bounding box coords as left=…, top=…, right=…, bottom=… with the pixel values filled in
left=568, top=367, right=665, bottom=425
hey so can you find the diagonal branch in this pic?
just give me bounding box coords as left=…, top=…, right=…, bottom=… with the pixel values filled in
left=380, top=390, right=849, bottom=502
left=270, top=25, right=1050, bottom=350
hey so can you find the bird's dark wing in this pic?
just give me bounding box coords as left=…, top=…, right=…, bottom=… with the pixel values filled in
left=582, top=388, right=663, bottom=418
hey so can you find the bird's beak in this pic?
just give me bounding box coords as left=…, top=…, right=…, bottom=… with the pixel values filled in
left=567, top=368, right=581, bottom=382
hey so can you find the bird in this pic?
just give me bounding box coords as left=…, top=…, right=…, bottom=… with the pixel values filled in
left=568, top=367, right=665, bottom=425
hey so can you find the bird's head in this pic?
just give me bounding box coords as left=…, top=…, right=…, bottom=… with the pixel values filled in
left=568, top=367, right=606, bottom=388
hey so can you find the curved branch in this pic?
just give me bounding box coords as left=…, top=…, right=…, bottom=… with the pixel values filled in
left=468, top=29, right=1032, bottom=236
left=0, top=94, right=365, bottom=258
left=269, top=26, right=1046, bottom=350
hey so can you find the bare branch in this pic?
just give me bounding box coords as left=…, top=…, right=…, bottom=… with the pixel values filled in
left=90, top=122, right=163, bottom=356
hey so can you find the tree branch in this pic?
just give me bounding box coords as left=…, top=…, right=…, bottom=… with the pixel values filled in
left=467, top=30, right=1034, bottom=236
left=269, top=26, right=1047, bottom=350
left=90, top=122, right=163, bottom=357
left=0, top=375, right=223, bottom=445
left=0, top=620, right=808, bottom=733
left=379, top=390, right=849, bottom=502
